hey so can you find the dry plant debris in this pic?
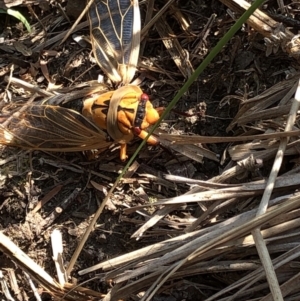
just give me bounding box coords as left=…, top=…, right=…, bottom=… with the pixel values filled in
left=0, top=0, right=300, bottom=301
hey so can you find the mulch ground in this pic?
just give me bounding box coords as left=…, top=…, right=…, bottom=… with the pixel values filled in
left=1, top=0, right=300, bottom=300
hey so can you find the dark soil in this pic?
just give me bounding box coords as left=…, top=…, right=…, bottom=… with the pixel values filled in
left=0, top=0, right=298, bottom=300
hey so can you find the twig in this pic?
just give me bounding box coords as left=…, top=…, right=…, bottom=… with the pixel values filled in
left=141, top=0, right=176, bottom=39
left=157, top=129, right=300, bottom=144
left=123, top=173, right=300, bottom=211
left=6, top=269, right=22, bottom=301
left=4, top=76, right=54, bottom=97
left=32, top=21, right=89, bottom=52
left=0, top=232, right=61, bottom=292
left=23, top=272, right=42, bottom=301
left=206, top=245, right=300, bottom=300
left=66, top=180, right=121, bottom=275
left=0, top=270, right=15, bottom=301
left=32, top=185, right=64, bottom=214
left=251, top=78, right=300, bottom=300
left=60, top=0, right=94, bottom=45
left=140, top=193, right=300, bottom=301
left=51, top=230, right=67, bottom=286
left=43, top=188, right=81, bottom=228
left=79, top=192, right=294, bottom=276
left=155, top=15, right=194, bottom=78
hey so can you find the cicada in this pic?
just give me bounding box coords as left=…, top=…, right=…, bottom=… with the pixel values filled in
left=0, top=0, right=161, bottom=160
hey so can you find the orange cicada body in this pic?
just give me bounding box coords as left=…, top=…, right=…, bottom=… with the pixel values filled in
left=0, top=0, right=162, bottom=160
left=82, top=86, right=160, bottom=160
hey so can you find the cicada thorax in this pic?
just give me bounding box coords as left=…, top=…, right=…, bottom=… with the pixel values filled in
left=82, top=91, right=113, bottom=131
left=82, top=86, right=160, bottom=159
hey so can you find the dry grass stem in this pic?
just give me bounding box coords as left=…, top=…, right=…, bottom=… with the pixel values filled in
left=1, top=1, right=300, bottom=300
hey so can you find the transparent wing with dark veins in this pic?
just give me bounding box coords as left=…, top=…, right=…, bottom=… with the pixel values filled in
left=88, top=0, right=140, bottom=85
left=0, top=105, right=111, bottom=152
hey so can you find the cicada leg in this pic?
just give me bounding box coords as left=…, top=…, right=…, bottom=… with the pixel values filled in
left=120, top=143, right=128, bottom=161
left=155, top=107, right=165, bottom=116
left=133, top=127, right=159, bottom=146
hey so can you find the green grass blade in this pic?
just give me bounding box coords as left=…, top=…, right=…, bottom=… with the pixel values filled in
left=0, top=8, right=31, bottom=32
left=122, top=0, right=265, bottom=175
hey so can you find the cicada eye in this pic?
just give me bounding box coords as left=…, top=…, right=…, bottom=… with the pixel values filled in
left=140, top=93, right=149, bottom=102
left=133, top=126, right=142, bottom=135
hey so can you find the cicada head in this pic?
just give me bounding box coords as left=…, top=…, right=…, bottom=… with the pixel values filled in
left=136, top=93, right=160, bottom=130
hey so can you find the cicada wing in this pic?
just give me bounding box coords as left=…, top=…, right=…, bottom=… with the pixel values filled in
left=0, top=105, right=111, bottom=152
left=88, top=0, right=140, bottom=85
